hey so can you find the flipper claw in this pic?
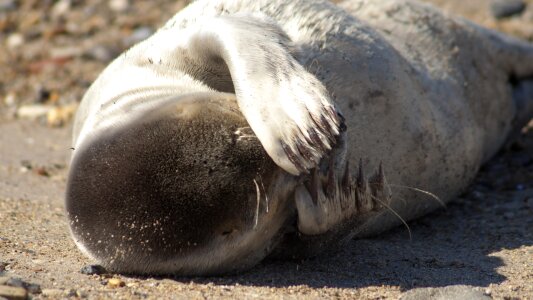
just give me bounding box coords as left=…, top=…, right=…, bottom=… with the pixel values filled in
left=295, top=158, right=391, bottom=235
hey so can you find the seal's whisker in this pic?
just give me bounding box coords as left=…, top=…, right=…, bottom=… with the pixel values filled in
left=259, top=177, right=269, bottom=213
left=369, top=182, right=446, bottom=208
left=253, top=179, right=261, bottom=228
left=370, top=195, right=412, bottom=241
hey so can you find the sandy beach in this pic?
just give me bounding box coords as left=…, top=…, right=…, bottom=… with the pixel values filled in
left=1, top=0, right=532, bottom=298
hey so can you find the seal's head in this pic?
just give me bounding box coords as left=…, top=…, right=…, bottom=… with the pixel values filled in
left=67, top=93, right=295, bottom=275
left=66, top=92, right=348, bottom=275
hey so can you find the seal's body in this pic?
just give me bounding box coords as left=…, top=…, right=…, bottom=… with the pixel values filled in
left=67, top=0, right=533, bottom=275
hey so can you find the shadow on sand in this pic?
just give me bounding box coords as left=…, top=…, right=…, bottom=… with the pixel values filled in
left=163, top=138, right=533, bottom=290
left=117, top=133, right=533, bottom=291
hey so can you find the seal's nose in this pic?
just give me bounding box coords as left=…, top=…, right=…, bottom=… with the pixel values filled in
left=66, top=94, right=278, bottom=274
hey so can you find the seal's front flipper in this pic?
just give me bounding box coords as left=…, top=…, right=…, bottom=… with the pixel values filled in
left=295, top=159, right=392, bottom=236
left=268, top=159, right=392, bottom=259
left=147, top=14, right=343, bottom=175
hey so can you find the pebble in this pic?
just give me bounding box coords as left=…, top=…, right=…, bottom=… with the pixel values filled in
left=75, top=290, right=87, bottom=298
left=109, top=0, right=129, bottom=12
left=46, top=103, right=78, bottom=127
left=491, top=0, right=527, bottom=19
left=80, top=264, right=107, bottom=275
left=4, top=278, right=24, bottom=288
left=0, top=285, right=27, bottom=300
left=107, top=278, right=125, bottom=288
left=4, top=92, right=16, bottom=107
left=35, top=86, right=51, bottom=103
left=123, top=27, right=154, bottom=47
left=41, top=288, right=64, bottom=297
left=6, top=33, right=24, bottom=49
left=49, top=46, right=83, bottom=60
left=51, top=0, right=71, bottom=18
left=65, top=289, right=77, bottom=297
left=401, top=285, right=490, bottom=300
left=20, top=160, right=32, bottom=173
left=0, top=277, right=40, bottom=295
left=16, top=105, right=52, bottom=120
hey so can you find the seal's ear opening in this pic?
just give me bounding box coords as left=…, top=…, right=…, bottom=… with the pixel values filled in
left=66, top=93, right=278, bottom=274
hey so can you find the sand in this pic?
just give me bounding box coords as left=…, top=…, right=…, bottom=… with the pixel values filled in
left=1, top=0, right=532, bottom=299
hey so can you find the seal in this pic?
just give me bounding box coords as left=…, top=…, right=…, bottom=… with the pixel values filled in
left=66, top=0, right=533, bottom=275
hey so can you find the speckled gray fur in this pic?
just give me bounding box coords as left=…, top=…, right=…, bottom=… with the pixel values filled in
left=67, top=0, right=533, bottom=275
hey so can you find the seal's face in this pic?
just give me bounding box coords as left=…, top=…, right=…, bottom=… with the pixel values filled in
left=67, top=94, right=308, bottom=275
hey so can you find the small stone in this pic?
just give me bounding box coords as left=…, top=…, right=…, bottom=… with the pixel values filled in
left=80, top=264, right=106, bottom=275
left=46, top=103, right=78, bottom=127
left=31, top=259, right=44, bottom=265
left=49, top=46, right=83, bottom=60
left=6, top=33, right=24, bottom=49
left=51, top=0, right=71, bottom=18
left=16, top=105, right=52, bottom=120
left=107, top=278, right=125, bottom=288
left=0, top=285, right=27, bottom=300
left=24, top=284, right=40, bottom=294
left=491, top=0, right=526, bottom=19
left=35, top=86, right=51, bottom=103
left=4, top=92, right=16, bottom=106
left=2, top=278, right=40, bottom=295
left=5, top=278, right=24, bottom=288
left=75, top=290, right=87, bottom=298
left=41, top=288, right=63, bottom=297
left=109, top=0, right=129, bottom=12
left=20, top=160, right=32, bottom=173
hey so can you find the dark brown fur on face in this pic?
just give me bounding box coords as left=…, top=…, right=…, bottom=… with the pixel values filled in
left=66, top=97, right=279, bottom=274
